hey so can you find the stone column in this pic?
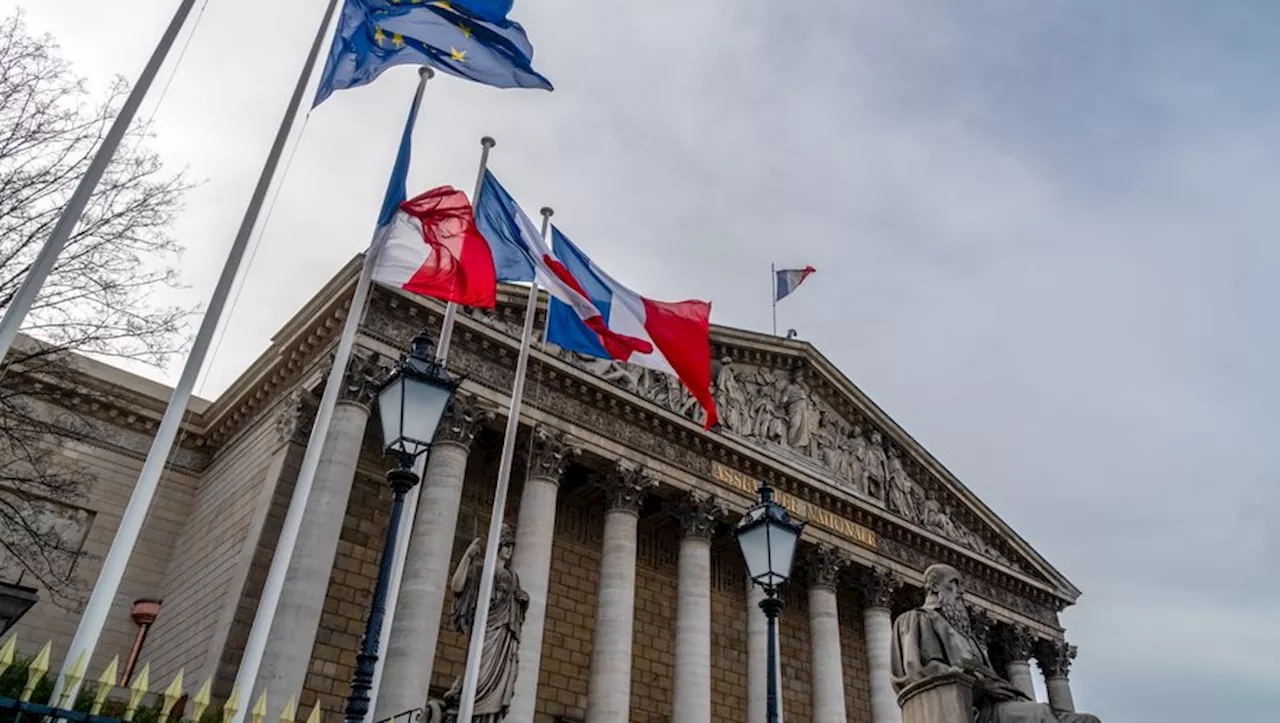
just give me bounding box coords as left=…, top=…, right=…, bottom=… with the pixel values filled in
left=584, top=463, right=655, bottom=723
left=995, top=624, right=1038, bottom=701
left=856, top=566, right=902, bottom=723
left=805, top=545, right=850, bottom=723
left=373, top=396, right=487, bottom=721
left=671, top=493, right=725, bottom=723
left=506, top=427, right=578, bottom=723
left=1034, top=639, right=1079, bottom=714
left=745, top=577, right=767, bottom=723
left=253, top=350, right=383, bottom=708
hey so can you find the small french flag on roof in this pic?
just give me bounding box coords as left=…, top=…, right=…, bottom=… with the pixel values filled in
left=774, top=265, right=816, bottom=302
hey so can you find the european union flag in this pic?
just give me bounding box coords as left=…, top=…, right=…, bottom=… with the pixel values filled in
left=315, top=0, right=552, bottom=106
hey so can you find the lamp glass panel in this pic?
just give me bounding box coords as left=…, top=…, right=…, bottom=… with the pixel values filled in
left=767, top=521, right=800, bottom=583
left=736, top=522, right=771, bottom=582
left=402, top=376, right=452, bottom=454
left=377, top=376, right=405, bottom=451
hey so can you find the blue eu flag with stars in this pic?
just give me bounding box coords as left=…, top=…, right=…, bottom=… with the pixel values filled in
left=315, top=0, right=552, bottom=106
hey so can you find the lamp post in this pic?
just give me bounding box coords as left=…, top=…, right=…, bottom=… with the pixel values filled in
left=734, top=480, right=805, bottom=723
left=343, top=330, right=460, bottom=723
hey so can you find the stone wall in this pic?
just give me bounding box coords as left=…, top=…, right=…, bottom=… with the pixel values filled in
left=147, top=410, right=295, bottom=685
left=4, top=438, right=197, bottom=677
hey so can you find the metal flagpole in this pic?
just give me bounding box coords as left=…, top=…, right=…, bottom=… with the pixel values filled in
left=51, top=0, right=347, bottom=706
left=771, top=263, right=778, bottom=336
left=365, top=136, right=496, bottom=720
left=229, top=65, right=433, bottom=723
left=0, top=0, right=201, bottom=365
left=455, top=207, right=553, bottom=723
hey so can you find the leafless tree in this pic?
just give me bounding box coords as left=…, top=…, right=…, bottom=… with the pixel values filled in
left=0, top=12, right=192, bottom=608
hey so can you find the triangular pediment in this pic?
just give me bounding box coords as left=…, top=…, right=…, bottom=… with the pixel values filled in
left=461, top=292, right=1079, bottom=602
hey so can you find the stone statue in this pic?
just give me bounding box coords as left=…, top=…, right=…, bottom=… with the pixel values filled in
left=865, top=431, right=890, bottom=500
left=891, top=564, right=1100, bottom=723
left=887, top=447, right=921, bottom=522
left=428, top=525, right=528, bottom=722
left=714, top=357, right=748, bottom=434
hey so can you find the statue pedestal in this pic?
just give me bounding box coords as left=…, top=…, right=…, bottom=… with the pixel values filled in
left=897, top=671, right=976, bottom=723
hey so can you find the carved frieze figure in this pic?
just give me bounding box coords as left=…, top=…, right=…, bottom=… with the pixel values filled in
left=749, top=369, right=787, bottom=443
left=817, top=422, right=851, bottom=486
left=781, top=367, right=815, bottom=451
left=849, top=426, right=870, bottom=495
left=891, top=564, right=1101, bottom=723
left=574, top=354, right=644, bottom=395
left=887, top=446, right=921, bottom=522
left=429, top=525, right=528, bottom=722
left=865, top=431, right=890, bottom=500
left=922, top=492, right=962, bottom=540
left=714, top=357, right=749, bottom=434
left=661, top=373, right=696, bottom=417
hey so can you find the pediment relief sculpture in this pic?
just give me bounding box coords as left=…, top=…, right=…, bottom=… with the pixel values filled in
left=461, top=304, right=1019, bottom=570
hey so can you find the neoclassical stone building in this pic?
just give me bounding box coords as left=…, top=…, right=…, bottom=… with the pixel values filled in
left=2, top=256, right=1091, bottom=723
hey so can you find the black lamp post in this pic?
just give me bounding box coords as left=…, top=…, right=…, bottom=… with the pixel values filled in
left=734, top=481, right=805, bottom=723
left=343, top=330, right=459, bottom=723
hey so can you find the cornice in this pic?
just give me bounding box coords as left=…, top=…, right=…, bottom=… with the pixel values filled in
left=197, top=258, right=364, bottom=449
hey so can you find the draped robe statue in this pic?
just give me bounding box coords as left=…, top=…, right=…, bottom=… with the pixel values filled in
left=892, top=564, right=1101, bottom=723
left=429, top=525, right=528, bottom=722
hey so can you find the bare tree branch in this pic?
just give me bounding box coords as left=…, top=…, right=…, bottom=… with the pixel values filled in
left=0, top=12, right=194, bottom=609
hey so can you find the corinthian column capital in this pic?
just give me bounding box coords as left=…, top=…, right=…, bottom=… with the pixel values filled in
left=1034, top=638, right=1077, bottom=678
left=336, top=348, right=391, bottom=409
left=995, top=622, right=1037, bottom=661
left=598, top=461, right=656, bottom=514
left=805, top=544, right=851, bottom=591
left=674, top=491, right=726, bottom=540
left=526, top=425, right=578, bottom=482
left=434, top=393, right=491, bottom=449
left=855, top=566, right=902, bottom=610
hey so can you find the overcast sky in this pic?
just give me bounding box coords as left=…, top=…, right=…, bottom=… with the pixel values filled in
left=9, top=1, right=1280, bottom=721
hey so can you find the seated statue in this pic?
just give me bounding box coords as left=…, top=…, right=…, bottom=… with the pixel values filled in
left=891, top=564, right=1101, bottom=723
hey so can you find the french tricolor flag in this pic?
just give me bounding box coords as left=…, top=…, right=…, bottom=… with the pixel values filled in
left=366, top=85, right=500, bottom=308
left=775, top=265, right=816, bottom=302
left=545, top=229, right=717, bottom=429
left=472, top=171, right=717, bottom=428
left=372, top=186, right=500, bottom=308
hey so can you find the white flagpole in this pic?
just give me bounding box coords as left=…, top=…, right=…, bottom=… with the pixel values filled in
left=230, top=66, right=434, bottom=723
left=365, top=135, right=495, bottom=720
left=771, top=263, right=777, bottom=336
left=51, top=0, right=347, bottom=705
left=455, top=207, right=553, bottom=723
left=0, top=0, right=202, bottom=364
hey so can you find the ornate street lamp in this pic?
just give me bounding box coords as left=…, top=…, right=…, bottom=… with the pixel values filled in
left=344, top=330, right=460, bottom=723
left=734, top=480, right=805, bottom=723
